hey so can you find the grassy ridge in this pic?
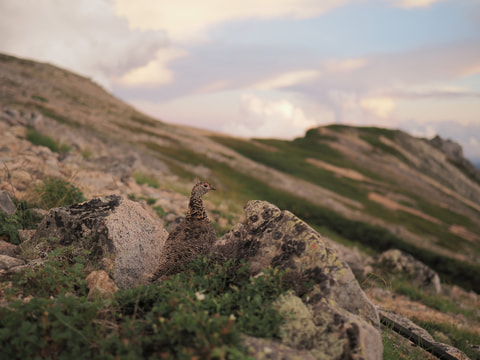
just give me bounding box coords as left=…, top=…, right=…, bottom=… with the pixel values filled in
left=210, top=130, right=478, bottom=254
left=143, top=139, right=480, bottom=293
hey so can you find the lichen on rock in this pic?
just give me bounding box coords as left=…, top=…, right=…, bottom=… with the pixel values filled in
left=31, top=195, right=168, bottom=289
left=214, top=200, right=383, bottom=360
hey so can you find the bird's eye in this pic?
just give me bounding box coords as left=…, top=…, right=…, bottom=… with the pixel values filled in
left=203, top=184, right=208, bottom=188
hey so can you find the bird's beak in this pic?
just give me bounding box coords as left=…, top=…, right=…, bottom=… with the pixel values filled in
left=211, top=186, right=216, bottom=190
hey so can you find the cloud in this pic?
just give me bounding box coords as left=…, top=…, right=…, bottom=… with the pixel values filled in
left=224, top=93, right=320, bottom=138
left=113, top=0, right=350, bottom=43
left=252, top=70, right=321, bottom=90
left=324, top=58, right=367, bottom=73
left=386, top=82, right=478, bottom=100
left=117, top=48, right=188, bottom=86
left=389, top=0, right=444, bottom=9
left=0, top=0, right=166, bottom=88
left=194, top=80, right=232, bottom=94
left=327, top=90, right=401, bottom=126
left=460, top=62, right=480, bottom=77
left=360, top=96, right=396, bottom=118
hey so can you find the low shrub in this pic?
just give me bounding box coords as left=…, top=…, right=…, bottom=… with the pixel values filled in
left=0, top=257, right=295, bottom=359
left=26, top=127, right=59, bottom=153
left=0, top=200, right=42, bottom=244
left=34, top=178, right=86, bottom=209
left=7, top=245, right=89, bottom=299
left=132, top=172, right=160, bottom=188
left=153, top=205, right=166, bottom=218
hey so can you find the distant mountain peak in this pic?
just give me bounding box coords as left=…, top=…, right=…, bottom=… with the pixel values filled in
left=428, top=134, right=480, bottom=184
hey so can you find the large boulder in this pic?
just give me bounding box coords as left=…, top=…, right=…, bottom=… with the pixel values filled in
left=32, top=195, right=167, bottom=288
left=366, top=249, right=441, bottom=294
left=214, top=200, right=383, bottom=360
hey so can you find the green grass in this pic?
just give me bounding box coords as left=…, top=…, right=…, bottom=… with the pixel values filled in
left=34, top=178, right=86, bottom=210
left=1, top=257, right=295, bottom=359
left=210, top=135, right=371, bottom=202
left=26, top=127, right=72, bottom=153
left=142, top=141, right=207, bottom=181
left=132, top=172, right=161, bottom=189
left=31, top=94, right=48, bottom=102
left=35, top=106, right=80, bottom=126
left=313, top=225, right=376, bottom=256
left=359, top=133, right=412, bottom=164
left=153, top=205, right=167, bottom=218
left=382, top=325, right=427, bottom=360
left=26, top=127, right=60, bottom=153
left=143, top=141, right=210, bottom=166
left=0, top=200, right=42, bottom=245
left=80, top=147, right=94, bottom=159
left=130, top=114, right=161, bottom=127
left=414, top=320, right=480, bottom=360
left=391, top=279, right=480, bottom=322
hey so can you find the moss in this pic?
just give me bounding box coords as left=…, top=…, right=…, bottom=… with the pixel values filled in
left=276, top=292, right=318, bottom=350
left=275, top=292, right=349, bottom=360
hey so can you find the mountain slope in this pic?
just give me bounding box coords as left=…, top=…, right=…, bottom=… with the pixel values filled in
left=1, top=52, right=480, bottom=291
left=211, top=127, right=480, bottom=259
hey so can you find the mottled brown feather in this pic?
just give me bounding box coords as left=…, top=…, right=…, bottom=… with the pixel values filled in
left=149, top=181, right=216, bottom=281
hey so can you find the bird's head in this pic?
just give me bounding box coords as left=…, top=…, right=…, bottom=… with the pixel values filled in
left=192, top=181, right=216, bottom=197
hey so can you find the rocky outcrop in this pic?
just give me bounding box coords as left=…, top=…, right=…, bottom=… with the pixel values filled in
left=0, top=108, right=42, bottom=128
left=379, top=308, right=470, bottom=360
left=32, top=195, right=167, bottom=289
left=214, top=200, right=383, bottom=360
left=366, top=249, right=441, bottom=294
left=429, top=135, right=480, bottom=183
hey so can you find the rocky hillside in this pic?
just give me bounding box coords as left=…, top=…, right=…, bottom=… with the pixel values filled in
left=1, top=53, right=480, bottom=359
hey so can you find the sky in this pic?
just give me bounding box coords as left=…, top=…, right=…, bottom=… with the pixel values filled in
left=1, top=0, right=480, bottom=162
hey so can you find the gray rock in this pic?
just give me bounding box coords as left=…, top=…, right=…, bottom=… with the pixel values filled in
left=214, top=200, right=383, bottom=360
left=0, top=240, right=20, bottom=257
left=0, top=190, right=16, bottom=216
left=32, top=195, right=168, bottom=288
left=243, top=334, right=317, bottom=360
left=0, top=254, right=25, bottom=270
left=379, top=307, right=470, bottom=360
left=0, top=108, right=41, bottom=127
left=327, top=239, right=366, bottom=280
left=92, top=154, right=140, bottom=181
left=429, top=135, right=480, bottom=184
left=367, top=249, right=441, bottom=293
left=379, top=307, right=435, bottom=343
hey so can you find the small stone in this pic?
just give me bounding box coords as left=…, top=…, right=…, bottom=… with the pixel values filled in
left=0, top=190, right=16, bottom=216
left=86, top=270, right=118, bottom=300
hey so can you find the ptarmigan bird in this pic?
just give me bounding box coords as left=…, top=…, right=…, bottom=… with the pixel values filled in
left=149, top=181, right=217, bottom=281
